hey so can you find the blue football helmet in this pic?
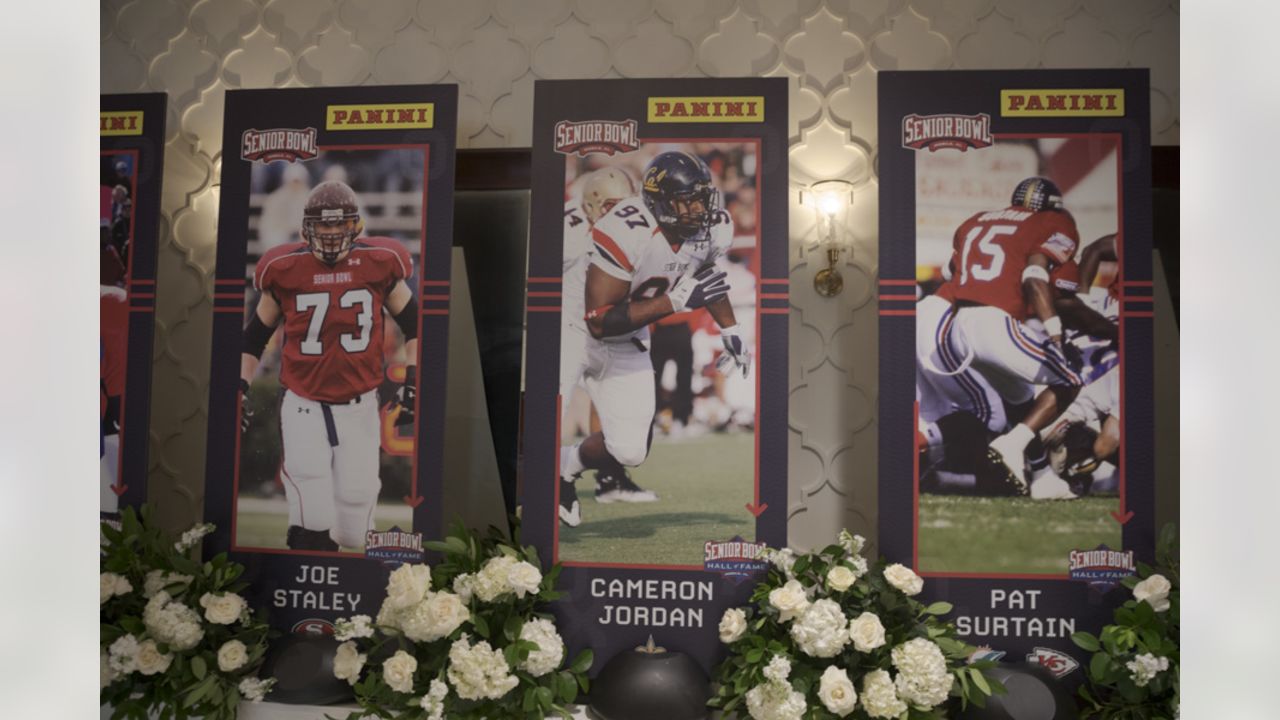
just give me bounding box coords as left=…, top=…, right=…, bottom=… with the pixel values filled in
left=642, top=151, right=720, bottom=244
left=1011, top=176, right=1064, bottom=212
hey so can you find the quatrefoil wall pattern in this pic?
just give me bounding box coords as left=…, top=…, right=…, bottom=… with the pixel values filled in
left=102, top=0, right=1178, bottom=546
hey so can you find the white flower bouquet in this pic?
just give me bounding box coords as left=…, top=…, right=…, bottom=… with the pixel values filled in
left=100, top=506, right=273, bottom=719
left=710, top=530, right=1004, bottom=719
left=1071, top=524, right=1179, bottom=718
left=335, top=522, right=591, bottom=720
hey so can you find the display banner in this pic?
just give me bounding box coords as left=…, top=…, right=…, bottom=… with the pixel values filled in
left=523, top=78, right=788, bottom=675
left=100, top=93, right=166, bottom=518
left=203, top=85, right=457, bottom=636
left=878, top=70, right=1154, bottom=685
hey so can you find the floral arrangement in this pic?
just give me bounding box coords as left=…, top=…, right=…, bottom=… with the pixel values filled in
left=333, top=522, right=592, bottom=720
left=100, top=507, right=274, bottom=719
left=1071, top=524, right=1179, bottom=719
left=709, top=530, right=1003, bottom=719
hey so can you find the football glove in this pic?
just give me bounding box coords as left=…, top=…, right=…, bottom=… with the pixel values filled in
left=715, top=325, right=752, bottom=378
left=667, top=265, right=730, bottom=312
left=395, top=369, right=417, bottom=427
left=239, top=378, right=253, bottom=434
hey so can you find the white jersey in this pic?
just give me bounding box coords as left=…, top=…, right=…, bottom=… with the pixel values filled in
left=563, top=202, right=592, bottom=328
left=587, top=197, right=733, bottom=343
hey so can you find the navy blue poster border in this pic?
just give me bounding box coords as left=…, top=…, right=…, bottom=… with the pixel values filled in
left=101, top=92, right=167, bottom=513
left=523, top=77, right=788, bottom=676
left=203, top=84, right=457, bottom=636
left=877, top=69, right=1154, bottom=684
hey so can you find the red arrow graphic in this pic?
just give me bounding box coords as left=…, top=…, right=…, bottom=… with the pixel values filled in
left=111, top=482, right=128, bottom=497
left=403, top=494, right=425, bottom=508
left=746, top=502, right=768, bottom=517
left=1110, top=464, right=1132, bottom=524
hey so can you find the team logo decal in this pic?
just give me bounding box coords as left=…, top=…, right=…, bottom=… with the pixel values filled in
left=1068, top=544, right=1136, bottom=591
left=240, top=127, right=319, bottom=164
left=647, top=96, right=765, bottom=123
left=703, top=536, right=769, bottom=584
left=553, top=119, right=639, bottom=157
left=902, top=113, right=993, bottom=152
left=365, top=526, right=426, bottom=567
left=1001, top=89, right=1124, bottom=117
left=292, top=618, right=335, bottom=636
left=1027, top=647, right=1080, bottom=678
left=967, top=645, right=1007, bottom=664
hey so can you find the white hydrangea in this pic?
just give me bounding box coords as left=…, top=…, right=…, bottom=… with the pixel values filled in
left=518, top=618, right=565, bottom=677
left=334, top=614, right=375, bottom=641
left=883, top=563, right=924, bottom=596
left=100, top=650, right=115, bottom=690
left=107, top=634, right=141, bottom=676
left=891, top=638, right=953, bottom=708
left=418, top=678, right=449, bottom=720
left=745, top=680, right=806, bottom=720
left=847, top=555, right=869, bottom=579
left=376, top=600, right=403, bottom=630
left=135, top=639, right=174, bottom=676
left=100, top=572, right=133, bottom=604
left=401, top=590, right=470, bottom=643
left=143, top=592, right=204, bottom=651
left=473, top=556, right=518, bottom=602
left=848, top=612, right=887, bottom=652
left=1126, top=653, right=1170, bottom=687
left=860, top=669, right=908, bottom=718
left=790, top=599, right=850, bottom=658
left=143, top=570, right=192, bottom=598
left=719, top=607, right=748, bottom=643
left=199, top=592, right=247, bottom=625
left=768, top=579, right=811, bottom=623
left=238, top=676, right=275, bottom=702
left=837, top=529, right=866, bottom=557
left=763, top=547, right=797, bottom=578
left=446, top=635, right=520, bottom=701
left=333, top=641, right=367, bottom=686
left=818, top=665, right=858, bottom=717
left=174, top=523, right=215, bottom=553
left=762, top=655, right=791, bottom=684
left=385, top=563, right=433, bottom=610
left=382, top=650, right=419, bottom=694
left=452, top=573, right=476, bottom=603
left=507, top=561, right=543, bottom=598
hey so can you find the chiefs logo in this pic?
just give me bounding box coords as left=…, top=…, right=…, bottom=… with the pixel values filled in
left=1027, top=647, right=1080, bottom=678
left=292, top=618, right=335, bottom=636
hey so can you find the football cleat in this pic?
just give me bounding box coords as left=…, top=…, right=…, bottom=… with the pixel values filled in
left=986, top=433, right=1031, bottom=497
left=559, top=476, right=582, bottom=527
left=595, top=470, right=658, bottom=504
left=287, top=525, right=339, bottom=551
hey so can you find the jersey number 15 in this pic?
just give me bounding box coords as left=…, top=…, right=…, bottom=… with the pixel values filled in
left=958, top=224, right=1015, bottom=285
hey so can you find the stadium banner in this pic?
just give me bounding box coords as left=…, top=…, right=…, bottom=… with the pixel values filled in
left=878, top=69, right=1154, bottom=686
left=203, top=85, right=457, bottom=637
left=101, top=93, right=166, bottom=519
left=523, top=78, right=789, bottom=675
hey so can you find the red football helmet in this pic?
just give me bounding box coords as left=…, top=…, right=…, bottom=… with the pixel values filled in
left=301, top=180, right=363, bottom=264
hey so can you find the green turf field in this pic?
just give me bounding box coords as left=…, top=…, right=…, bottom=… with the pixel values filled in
left=235, top=497, right=412, bottom=553
left=918, top=494, right=1122, bottom=575
left=559, top=431, right=756, bottom=566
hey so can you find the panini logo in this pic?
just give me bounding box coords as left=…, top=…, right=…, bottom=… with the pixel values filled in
left=101, top=111, right=144, bottom=136
left=241, top=127, right=319, bottom=163
left=1068, top=545, right=1136, bottom=591
left=1002, top=89, right=1124, bottom=117
left=364, top=526, right=425, bottom=567
left=554, top=119, right=639, bottom=157
left=648, top=96, right=764, bottom=123
left=327, top=103, right=434, bottom=130
left=703, top=536, right=769, bottom=584
left=902, top=113, right=992, bottom=152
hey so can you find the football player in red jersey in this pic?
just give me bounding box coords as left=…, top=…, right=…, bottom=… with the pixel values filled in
left=101, top=286, right=128, bottom=514
left=239, top=181, right=419, bottom=551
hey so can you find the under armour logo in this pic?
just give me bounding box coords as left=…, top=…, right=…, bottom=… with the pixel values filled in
left=348, top=258, right=361, bottom=266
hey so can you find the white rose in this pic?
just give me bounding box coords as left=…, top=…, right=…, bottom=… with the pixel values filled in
left=1126, top=652, right=1170, bottom=687
left=418, top=678, right=449, bottom=720
left=334, top=614, right=375, bottom=641
left=848, top=611, right=887, bottom=652
left=238, top=676, right=275, bottom=702
left=134, top=640, right=174, bottom=676
left=818, top=666, right=858, bottom=717
left=518, top=618, right=565, bottom=677
left=827, top=565, right=857, bottom=592
left=333, top=641, right=367, bottom=685
left=402, top=590, right=470, bottom=643
left=860, top=669, right=907, bottom=719
left=376, top=601, right=403, bottom=630
left=1132, top=574, right=1172, bottom=612
left=790, top=599, right=850, bottom=658
left=883, top=563, right=924, bottom=596
left=718, top=607, right=747, bottom=643
left=217, top=639, right=249, bottom=672
left=474, top=556, right=517, bottom=602
left=385, top=563, right=433, bottom=610
left=762, top=654, right=791, bottom=683
left=382, top=650, right=419, bottom=694
left=100, top=572, right=132, bottom=604
left=766, top=547, right=797, bottom=577
left=507, top=561, right=543, bottom=598
left=199, top=592, right=247, bottom=625
left=768, top=579, right=811, bottom=623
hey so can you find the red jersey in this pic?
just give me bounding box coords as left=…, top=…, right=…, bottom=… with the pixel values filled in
left=948, top=206, right=1079, bottom=321
left=101, top=286, right=128, bottom=418
left=255, top=237, right=411, bottom=403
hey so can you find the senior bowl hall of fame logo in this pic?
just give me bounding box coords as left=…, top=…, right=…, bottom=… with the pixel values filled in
left=522, top=77, right=788, bottom=676
left=100, top=93, right=166, bottom=520
left=202, top=84, right=457, bottom=636
left=877, top=70, right=1157, bottom=686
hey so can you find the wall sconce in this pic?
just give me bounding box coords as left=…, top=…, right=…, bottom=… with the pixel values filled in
left=800, top=179, right=855, bottom=297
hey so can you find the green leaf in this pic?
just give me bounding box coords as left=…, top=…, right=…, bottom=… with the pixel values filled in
left=570, top=649, right=594, bottom=674
left=183, top=676, right=216, bottom=707
left=1072, top=631, right=1101, bottom=652
left=1089, top=650, right=1110, bottom=682
left=923, top=601, right=953, bottom=615
left=191, top=655, right=207, bottom=680
left=472, top=613, right=490, bottom=638
left=969, top=667, right=991, bottom=695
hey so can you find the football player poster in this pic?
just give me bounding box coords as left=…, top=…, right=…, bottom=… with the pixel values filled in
left=100, top=93, right=166, bottom=518
left=878, top=70, right=1155, bottom=685
left=523, top=78, right=788, bottom=675
left=203, top=85, right=456, bottom=637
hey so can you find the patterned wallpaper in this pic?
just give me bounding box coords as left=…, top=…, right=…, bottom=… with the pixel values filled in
left=101, top=0, right=1179, bottom=546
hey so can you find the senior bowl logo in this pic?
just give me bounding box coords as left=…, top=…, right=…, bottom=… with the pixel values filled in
left=240, top=127, right=319, bottom=164
left=365, top=526, right=426, bottom=567
left=902, top=113, right=993, bottom=152
left=1068, top=544, right=1136, bottom=591
left=554, top=119, right=639, bottom=157
left=704, top=536, right=769, bottom=584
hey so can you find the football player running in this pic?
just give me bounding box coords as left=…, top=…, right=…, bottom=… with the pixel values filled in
left=239, top=180, right=419, bottom=551
left=557, top=151, right=749, bottom=527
